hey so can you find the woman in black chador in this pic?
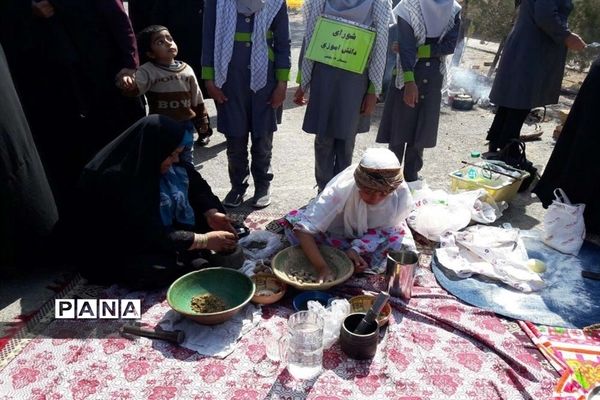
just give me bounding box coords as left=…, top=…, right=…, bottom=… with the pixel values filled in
left=77, top=115, right=238, bottom=288
left=533, top=58, right=600, bottom=234
left=0, top=43, right=58, bottom=267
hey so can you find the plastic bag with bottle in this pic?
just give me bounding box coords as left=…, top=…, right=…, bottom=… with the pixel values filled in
left=307, top=299, right=351, bottom=348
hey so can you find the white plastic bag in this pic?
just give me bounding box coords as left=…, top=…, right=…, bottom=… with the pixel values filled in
left=409, top=202, right=471, bottom=241
left=543, top=188, right=586, bottom=256
left=307, top=299, right=351, bottom=349
left=450, top=189, right=505, bottom=224
left=408, top=186, right=504, bottom=241
left=238, top=230, right=284, bottom=261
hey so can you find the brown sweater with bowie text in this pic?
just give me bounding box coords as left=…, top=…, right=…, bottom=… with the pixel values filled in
left=129, top=61, right=207, bottom=124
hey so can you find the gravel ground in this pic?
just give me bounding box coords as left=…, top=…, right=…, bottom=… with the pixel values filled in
left=197, top=12, right=567, bottom=232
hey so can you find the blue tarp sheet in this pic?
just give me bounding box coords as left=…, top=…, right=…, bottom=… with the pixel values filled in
left=433, top=234, right=600, bottom=328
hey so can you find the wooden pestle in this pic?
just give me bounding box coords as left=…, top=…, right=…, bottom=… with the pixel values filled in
left=353, top=292, right=390, bottom=334
left=120, top=325, right=185, bottom=344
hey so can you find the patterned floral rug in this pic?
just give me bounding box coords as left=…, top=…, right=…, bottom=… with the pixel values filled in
left=0, top=210, right=570, bottom=399
left=0, top=208, right=286, bottom=372
left=0, top=254, right=561, bottom=398
left=0, top=274, right=100, bottom=370
left=227, top=205, right=289, bottom=234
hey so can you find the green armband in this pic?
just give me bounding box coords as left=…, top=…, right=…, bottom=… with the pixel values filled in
left=417, top=44, right=431, bottom=59
left=296, top=69, right=302, bottom=84
left=275, top=68, right=290, bottom=81
left=367, top=82, right=376, bottom=94
left=201, top=67, right=215, bottom=80
left=403, top=71, right=415, bottom=82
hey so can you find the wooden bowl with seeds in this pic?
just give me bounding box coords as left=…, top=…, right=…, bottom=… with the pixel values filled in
left=271, top=245, right=354, bottom=290
left=251, top=273, right=286, bottom=305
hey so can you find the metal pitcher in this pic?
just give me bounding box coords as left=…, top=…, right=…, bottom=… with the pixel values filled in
left=385, top=250, right=419, bottom=300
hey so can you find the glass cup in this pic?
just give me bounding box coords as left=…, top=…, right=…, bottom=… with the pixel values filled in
left=254, top=327, right=281, bottom=377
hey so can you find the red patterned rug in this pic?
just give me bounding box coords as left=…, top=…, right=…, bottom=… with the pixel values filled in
left=0, top=273, right=90, bottom=370
left=0, top=271, right=559, bottom=399
left=0, top=209, right=285, bottom=371
left=0, top=211, right=562, bottom=399
left=227, top=205, right=289, bottom=233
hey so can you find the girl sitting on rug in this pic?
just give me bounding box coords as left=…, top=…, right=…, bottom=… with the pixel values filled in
left=283, top=148, right=416, bottom=282
left=77, top=115, right=238, bottom=288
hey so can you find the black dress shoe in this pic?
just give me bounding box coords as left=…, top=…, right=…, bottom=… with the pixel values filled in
left=488, top=141, right=500, bottom=153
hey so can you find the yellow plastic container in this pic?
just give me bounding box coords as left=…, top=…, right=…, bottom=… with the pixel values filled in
left=288, top=0, right=303, bottom=9
left=449, top=166, right=529, bottom=202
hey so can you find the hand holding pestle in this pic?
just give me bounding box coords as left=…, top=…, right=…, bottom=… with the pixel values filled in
left=353, top=291, right=390, bottom=334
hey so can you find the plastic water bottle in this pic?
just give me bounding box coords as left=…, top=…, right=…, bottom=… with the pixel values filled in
left=467, top=151, right=481, bottom=180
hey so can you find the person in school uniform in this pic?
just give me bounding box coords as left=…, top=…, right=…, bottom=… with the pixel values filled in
left=294, top=0, right=392, bottom=193
left=376, top=0, right=461, bottom=186
left=201, top=0, right=292, bottom=208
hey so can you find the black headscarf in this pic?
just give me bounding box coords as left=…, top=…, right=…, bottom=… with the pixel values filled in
left=79, top=115, right=186, bottom=255
left=83, top=114, right=184, bottom=183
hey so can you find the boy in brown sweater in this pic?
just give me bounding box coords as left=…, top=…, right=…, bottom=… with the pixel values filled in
left=118, top=25, right=211, bottom=163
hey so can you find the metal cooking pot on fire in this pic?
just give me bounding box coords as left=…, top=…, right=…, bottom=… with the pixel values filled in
left=451, top=94, right=474, bottom=111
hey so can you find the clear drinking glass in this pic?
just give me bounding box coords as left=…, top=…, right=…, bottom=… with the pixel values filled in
left=254, top=327, right=281, bottom=377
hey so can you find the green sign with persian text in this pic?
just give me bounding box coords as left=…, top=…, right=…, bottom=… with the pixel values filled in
left=305, top=17, right=376, bottom=74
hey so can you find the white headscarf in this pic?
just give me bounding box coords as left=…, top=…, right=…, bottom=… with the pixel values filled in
left=303, top=148, right=414, bottom=238
left=392, top=0, right=460, bottom=89
left=323, top=0, right=375, bottom=26
left=214, top=0, right=283, bottom=92
left=419, top=0, right=455, bottom=38
left=237, top=0, right=266, bottom=15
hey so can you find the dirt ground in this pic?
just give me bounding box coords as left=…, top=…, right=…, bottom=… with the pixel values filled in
left=197, top=12, right=578, bottom=235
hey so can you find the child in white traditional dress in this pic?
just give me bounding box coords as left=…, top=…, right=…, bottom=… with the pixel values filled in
left=283, top=148, right=416, bottom=281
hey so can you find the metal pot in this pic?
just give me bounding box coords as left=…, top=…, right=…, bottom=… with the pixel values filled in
left=209, top=245, right=245, bottom=270
left=451, top=94, right=474, bottom=110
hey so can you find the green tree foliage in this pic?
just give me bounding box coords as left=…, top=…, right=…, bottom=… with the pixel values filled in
left=465, top=0, right=600, bottom=70
left=466, top=0, right=514, bottom=42
left=569, top=0, right=600, bottom=70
